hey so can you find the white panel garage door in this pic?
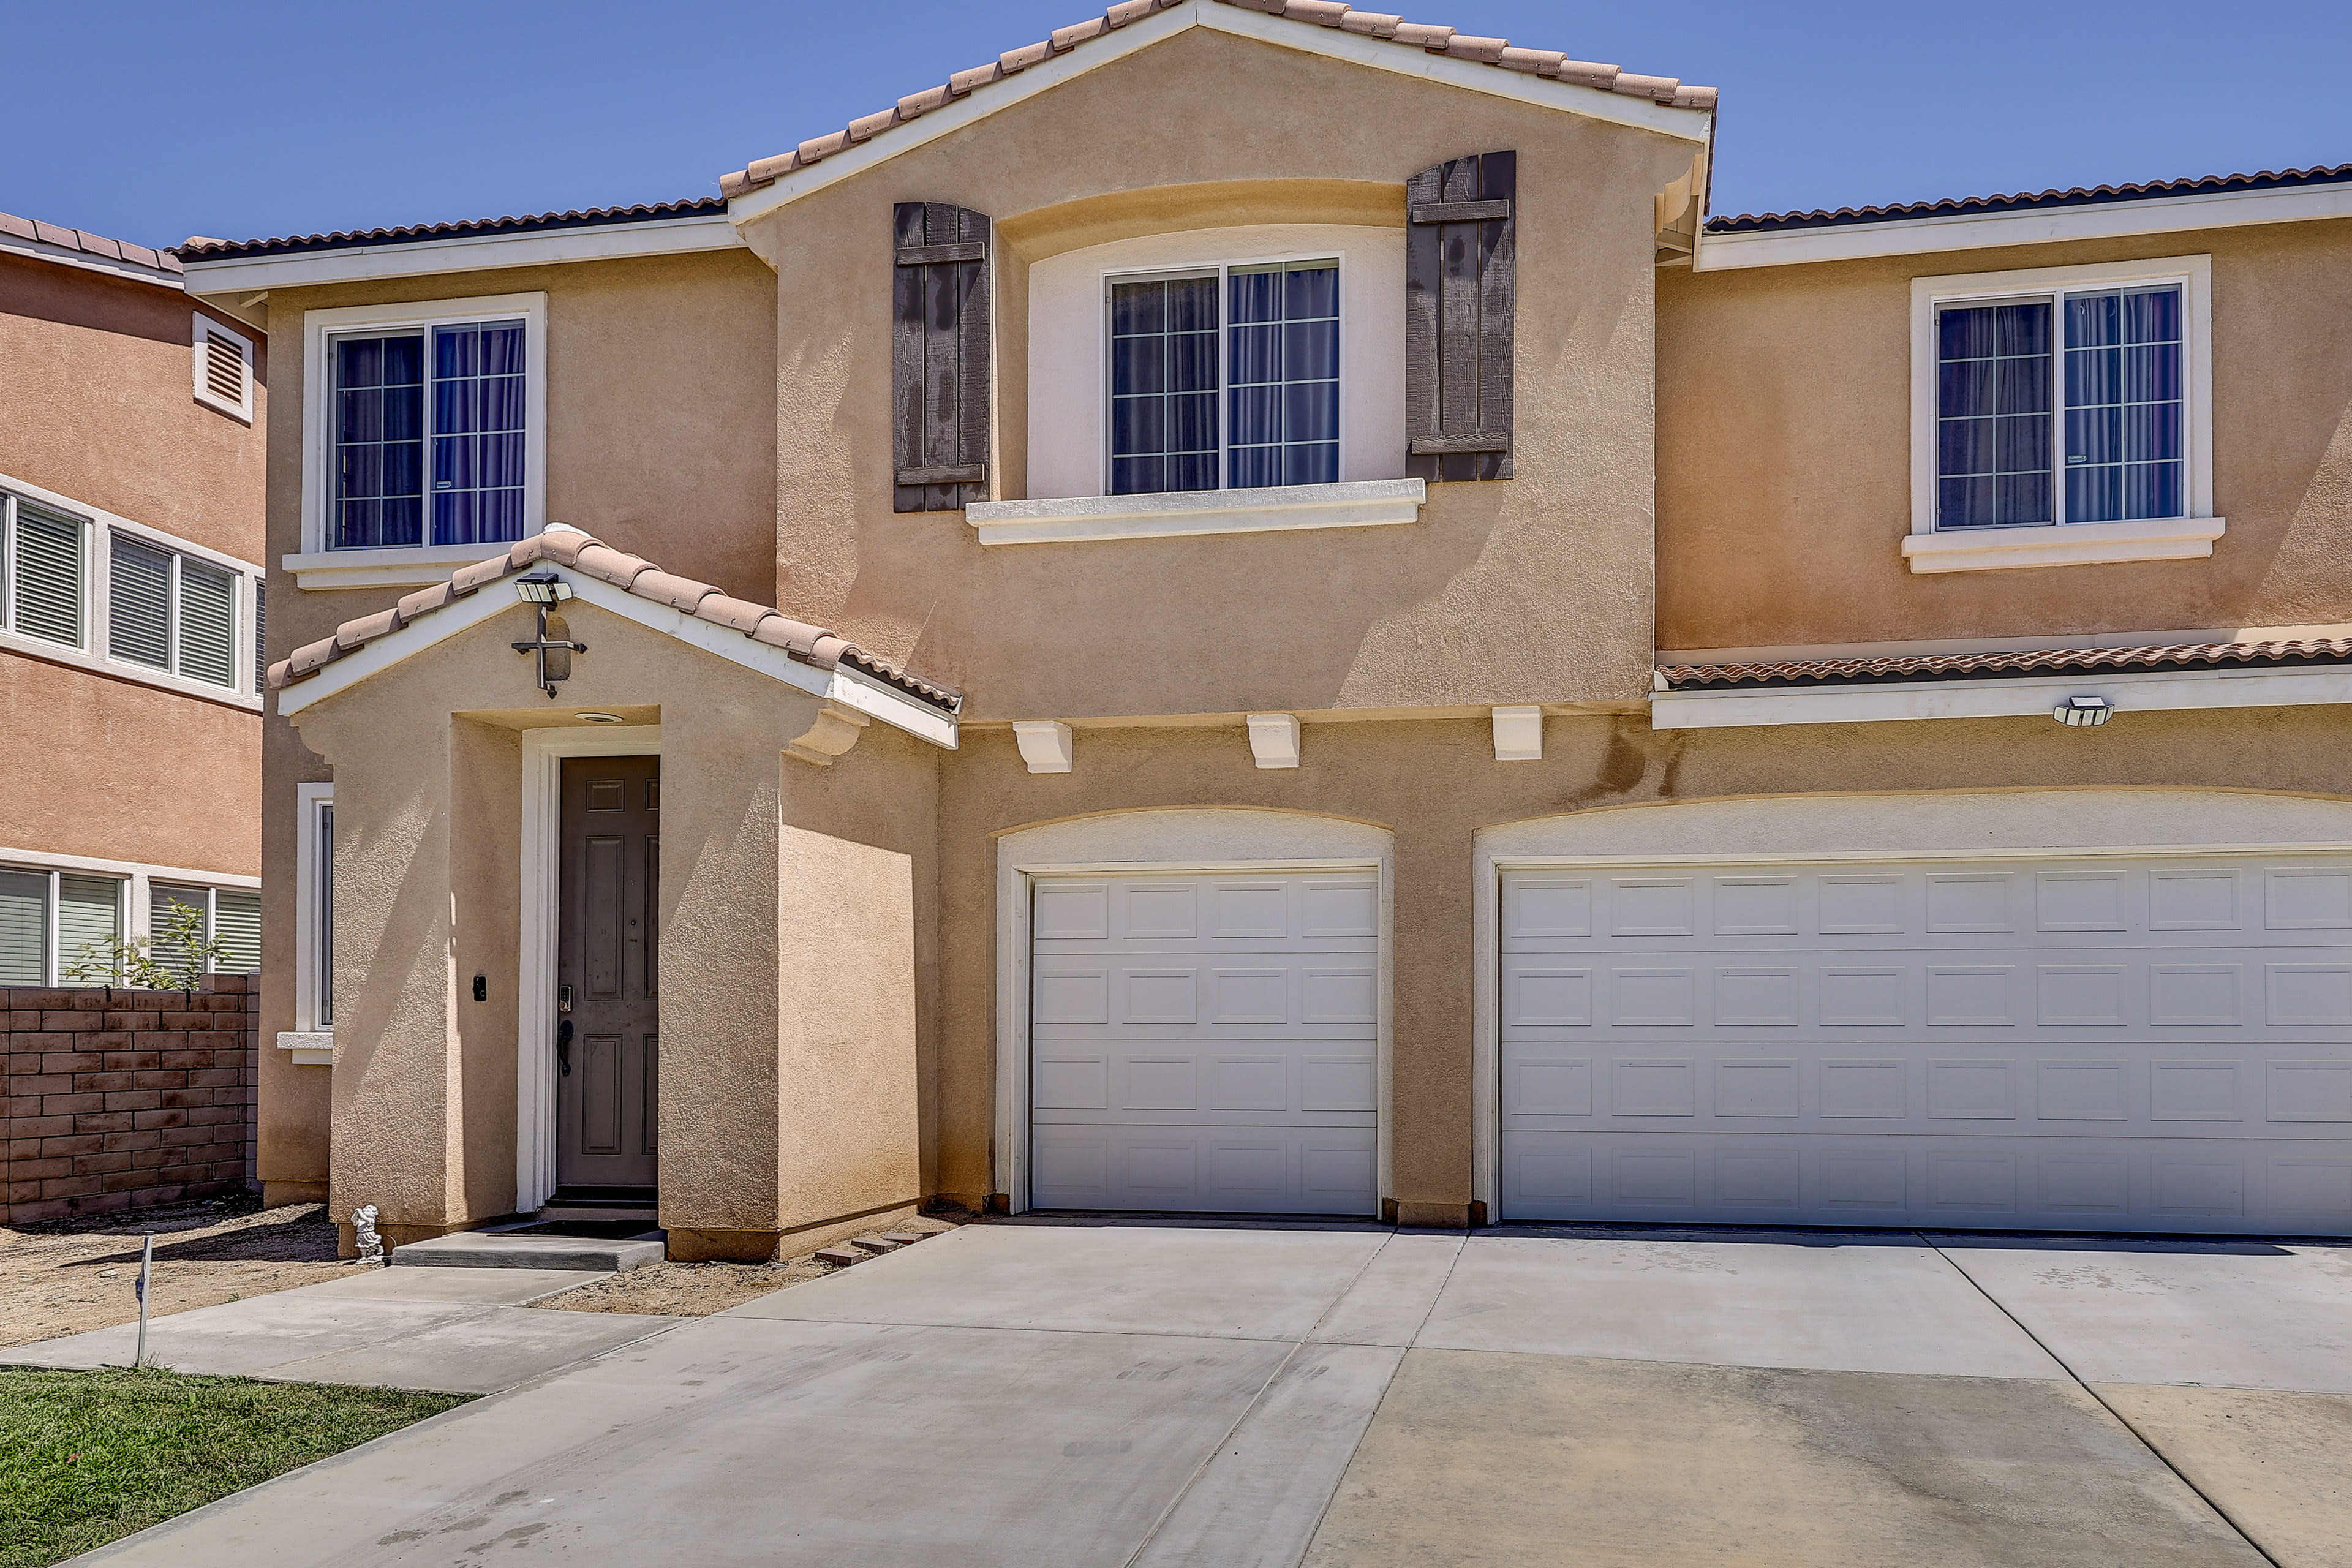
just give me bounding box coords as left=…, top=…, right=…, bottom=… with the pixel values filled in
left=1500, top=854, right=2352, bottom=1234
left=1030, top=869, right=1378, bottom=1215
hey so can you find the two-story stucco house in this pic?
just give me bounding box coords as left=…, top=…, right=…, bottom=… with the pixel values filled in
left=180, top=0, right=2352, bottom=1259
left=2, top=212, right=266, bottom=990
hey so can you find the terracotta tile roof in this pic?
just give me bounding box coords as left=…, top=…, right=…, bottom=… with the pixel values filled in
left=1706, top=162, right=2352, bottom=235
left=718, top=0, right=1717, bottom=200
left=0, top=209, right=184, bottom=280
left=173, top=197, right=727, bottom=263
left=267, top=527, right=962, bottom=714
left=1660, top=638, right=2352, bottom=692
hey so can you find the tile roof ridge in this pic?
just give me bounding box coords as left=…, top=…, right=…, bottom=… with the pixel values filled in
left=266, top=524, right=960, bottom=714
left=717, top=0, right=1713, bottom=200
left=1706, top=160, right=2352, bottom=235
left=0, top=208, right=184, bottom=279
left=1659, top=636, right=2352, bottom=690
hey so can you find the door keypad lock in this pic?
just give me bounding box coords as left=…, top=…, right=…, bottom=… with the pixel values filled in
left=558, top=985, right=574, bottom=1013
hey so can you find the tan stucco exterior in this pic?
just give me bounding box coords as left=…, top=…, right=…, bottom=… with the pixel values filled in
left=215, top=12, right=2351, bottom=1245
left=1, top=247, right=263, bottom=910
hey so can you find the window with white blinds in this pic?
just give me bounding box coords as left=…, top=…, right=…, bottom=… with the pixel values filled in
left=151, top=883, right=209, bottom=985
left=0, top=869, right=125, bottom=984
left=214, top=888, right=260, bottom=973
left=2, top=494, right=86, bottom=649
left=109, top=536, right=238, bottom=687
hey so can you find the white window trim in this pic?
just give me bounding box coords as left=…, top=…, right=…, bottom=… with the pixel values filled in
left=1648, top=662, right=2352, bottom=731
left=0, top=470, right=264, bottom=709
left=1907, top=255, right=2220, bottom=574
left=1098, top=252, right=1347, bottom=499
left=292, top=783, right=334, bottom=1039
left=0, top=843, right=258, bottom=987
left=966, top=477, right=1424, bottom=546
left=192, top=312, right=255, bottom=423
left=296, top=292, right=548, bottom=587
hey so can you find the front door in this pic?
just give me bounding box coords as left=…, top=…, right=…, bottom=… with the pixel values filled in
left=556, top=755, right=660, bottom=1195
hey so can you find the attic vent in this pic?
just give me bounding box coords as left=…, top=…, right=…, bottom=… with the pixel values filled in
left=192, top=314, right=254, bottom=421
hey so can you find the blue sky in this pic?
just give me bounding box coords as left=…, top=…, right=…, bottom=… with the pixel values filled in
left=4, top=0, right=2347, bottom=252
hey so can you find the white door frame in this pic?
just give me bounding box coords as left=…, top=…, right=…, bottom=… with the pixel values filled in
left=993, top=810, right=1394, bottom=1215
left=516, top=724, right=661, bottom=1214
left=1472, top=788, right=2352, bottom=1224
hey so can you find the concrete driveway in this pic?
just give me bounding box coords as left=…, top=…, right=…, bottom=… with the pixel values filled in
left=79, top=1219, right=2352, bottom=1567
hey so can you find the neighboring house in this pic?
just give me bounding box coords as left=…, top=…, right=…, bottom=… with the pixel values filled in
left=179, top=0, right=2350, bottom=1258
left=0, top=211, right=265, bottom=989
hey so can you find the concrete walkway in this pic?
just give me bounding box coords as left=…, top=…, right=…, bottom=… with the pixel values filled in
left=60, top=1219, right=2352, bottom=1567
left=6, top=1265, right=681, bottom=1394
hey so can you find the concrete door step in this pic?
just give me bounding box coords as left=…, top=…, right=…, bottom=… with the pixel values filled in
left=391, top=1232, right=666, bottom=1273
left=816, top=1231, right=938, bottom=1267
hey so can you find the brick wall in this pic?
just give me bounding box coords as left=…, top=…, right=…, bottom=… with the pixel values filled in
left=2, top=974, right=260, bottom=1226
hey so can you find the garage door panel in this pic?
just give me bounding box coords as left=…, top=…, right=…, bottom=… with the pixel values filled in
left=1033, top=868, right=1378, bottom=1216
left=1502, top=854, right=2352, bottom=1234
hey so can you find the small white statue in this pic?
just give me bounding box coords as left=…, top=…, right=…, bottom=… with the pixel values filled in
left=352, top=1204, right=385, bottom=1265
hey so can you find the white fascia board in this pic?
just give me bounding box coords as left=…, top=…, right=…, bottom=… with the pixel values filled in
left=1651, top=665, right=2352, bottom=731
left=274, top=570, right=959, bottom=747
left=727, top=3, right=1708, bottom=227
left=0, top=229, right=183, bottom=290
left=180, top=214, right=742, bottom=295
left=1696, top=180, right=2352, bottom=271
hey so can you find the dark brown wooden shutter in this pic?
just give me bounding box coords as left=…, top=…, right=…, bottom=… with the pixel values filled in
left=1405, top=151, right=1515, bottom=481
left=892, top=202, right=992, bottom=512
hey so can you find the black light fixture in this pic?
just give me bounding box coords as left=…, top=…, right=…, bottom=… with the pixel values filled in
left=511, top=575, right=587, bottom=698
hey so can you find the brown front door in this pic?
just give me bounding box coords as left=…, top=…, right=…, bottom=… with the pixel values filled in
left=556, top=755, right=659, bottom=1194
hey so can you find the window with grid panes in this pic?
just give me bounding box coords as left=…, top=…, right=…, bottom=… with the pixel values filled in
left=1936, top=283, right=2184, bottom=529
left=332, top=319, right=526, bottom=548
left=1107, top=260, right=1340, bottom=495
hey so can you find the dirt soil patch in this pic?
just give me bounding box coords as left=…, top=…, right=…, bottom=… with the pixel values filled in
left=529, top=1213, right=963, bottom=1317
left=0, top=1197, right=344, bottom=1352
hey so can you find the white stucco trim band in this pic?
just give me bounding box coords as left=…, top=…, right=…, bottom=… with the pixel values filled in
left=968, top=479, right=1423, bottom=545
left=281, top=545, right=530, bottom=592
left=181, top=214, right=744, bottom=295
left=273, top=571, right=958, bottom=748
left=1901, top=516, right=2228, bottom=573
left=1695, top=179, right=2352, bottom=271
left=1650, top=664, right=2352, bottom=729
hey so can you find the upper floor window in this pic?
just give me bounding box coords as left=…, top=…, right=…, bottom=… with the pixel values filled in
left=302, top=293, right=547, bottom=557
left=1107, top=260, right=1340, bottom=496
left=1914, top=257, right=2212, bottom=538
left=1, top=492, right=85, bottom=649
left=110, top=534, right=239, bottom=688
left=332, top=318, right=526, bottom=548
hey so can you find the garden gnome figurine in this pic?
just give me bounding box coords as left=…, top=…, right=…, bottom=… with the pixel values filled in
left=352, top=1204, right=385, bottom=1264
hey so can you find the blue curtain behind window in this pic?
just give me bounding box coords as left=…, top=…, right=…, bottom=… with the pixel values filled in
left=431, top=322, right=528, bottom=545
left=333, top=334, right=424, bottom=548
left=1109, top=278, right=1219, bottom=496
left=2065, top=286, right=2182, bottom=522
left=1229, top=265, right=1338, bottom=488
left=1936, top=301, right=2051, bottom=528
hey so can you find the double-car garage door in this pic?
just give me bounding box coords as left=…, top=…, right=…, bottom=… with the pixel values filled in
left=1028, top=869, right=1379, bottom=1215
left=1501, top=853, right=2352, bottom=1234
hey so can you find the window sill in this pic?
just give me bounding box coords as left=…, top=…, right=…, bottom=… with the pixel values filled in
left=1902, top=516, right=2226, bottom=575
left=965, top=479, right=1425, bottom=546
left=275, top=1030, right=333, bottom=1065
left=283, top=541, right=532, bottom=591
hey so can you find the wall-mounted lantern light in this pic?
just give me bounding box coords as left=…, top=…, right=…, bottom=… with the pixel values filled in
left=512, top=574, right=587, bottom=698
left=2054, top=695, right=2113, bottom=727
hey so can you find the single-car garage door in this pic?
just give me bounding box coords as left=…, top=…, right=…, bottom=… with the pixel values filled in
left=1500, top=854, right=2352, bottom=1234
left=1029, top=869, right=1378, bottom=1215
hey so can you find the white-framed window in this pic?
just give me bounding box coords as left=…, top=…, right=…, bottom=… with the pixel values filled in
left=149, top=881, right=261, bottom=982
left=295, top=783, right=334, bottom=1031
left=0, top=473, right=263, bottom=704
left=192, top=312, right=255, bottom=423
left=0, top=867, right=123, bottom=986
left=1, top=489, right=86, bottom=650
left=0, top=850, right=259, bottom=986
left=300, top=293, right=548, bottom=557
left=1912, top=255, right=2215, bottom=534
left=1105, top=257, right=1341, bottom=495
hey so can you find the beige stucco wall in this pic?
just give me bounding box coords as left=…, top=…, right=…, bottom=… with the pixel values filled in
left=283, top=595, right=933, bottom=1255
left=932, top=703, right=2352, bottom=1218
left=745, top=25, right=1697, bottom=718
left=0, top=254, right=264, bottom=879
left=1657, top=217, right=2352, bottom=652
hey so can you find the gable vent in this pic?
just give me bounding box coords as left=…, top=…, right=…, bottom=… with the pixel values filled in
left=191, top=314, right=254, bottom=421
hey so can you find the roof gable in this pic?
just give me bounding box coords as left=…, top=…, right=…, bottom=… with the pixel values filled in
left=720, top=0, right=1713, bottom=219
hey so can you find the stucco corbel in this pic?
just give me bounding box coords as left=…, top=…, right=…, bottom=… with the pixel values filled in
left=785, top=701, right=872, bottom=767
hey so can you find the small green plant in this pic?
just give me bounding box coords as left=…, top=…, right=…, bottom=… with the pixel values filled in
left=61, top=899, right=228, bottom=990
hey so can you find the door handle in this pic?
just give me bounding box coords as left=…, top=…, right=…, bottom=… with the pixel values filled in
left=557, top=1019, right=573, bottom=1077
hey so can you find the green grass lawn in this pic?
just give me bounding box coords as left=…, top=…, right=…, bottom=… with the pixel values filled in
left=0, top=1368, right=469, bottom=1567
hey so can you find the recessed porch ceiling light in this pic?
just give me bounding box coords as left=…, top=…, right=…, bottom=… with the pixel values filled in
left=574, top=712, right=624, bottom=725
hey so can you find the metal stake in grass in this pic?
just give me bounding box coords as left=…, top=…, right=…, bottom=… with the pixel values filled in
left=134, top=1233, right=153, bottom=1369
